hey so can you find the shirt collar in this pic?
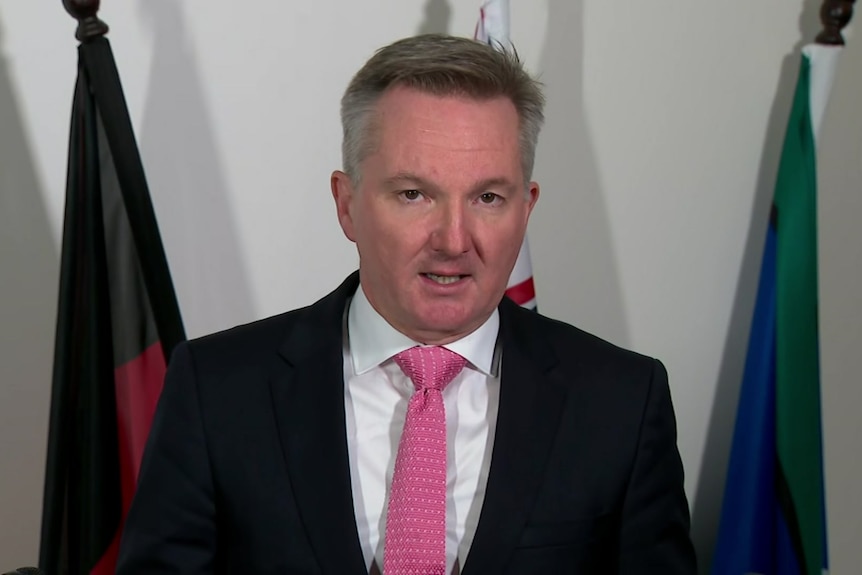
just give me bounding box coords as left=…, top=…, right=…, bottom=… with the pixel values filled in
left=347, top=284, right=499, bottom=377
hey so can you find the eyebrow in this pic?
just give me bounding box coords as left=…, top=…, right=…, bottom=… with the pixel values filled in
left=383, top=172, right=519, bottom=194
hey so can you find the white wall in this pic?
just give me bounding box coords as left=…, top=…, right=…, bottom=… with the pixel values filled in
left=818, top=25, right=862, bottom=575
left=1, top=0, right=858, bottom=570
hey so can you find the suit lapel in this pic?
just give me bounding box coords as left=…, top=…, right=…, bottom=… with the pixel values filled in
left=461, top=299, right=570, bottom=575
left=270, top=273, right=368, bottom=575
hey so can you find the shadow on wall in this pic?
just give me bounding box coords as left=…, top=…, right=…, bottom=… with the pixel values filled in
left=416, top=0, right=451, bottom=35
left=137, top=0, right=256, bottom=339
left=532, top=0, right=629, bottom=347
left=0, top=8, right=57, bottom=566
left=689, top=0, right=825, bottom=568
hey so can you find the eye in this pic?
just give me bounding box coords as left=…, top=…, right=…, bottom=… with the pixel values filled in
left=401, top=189, right=422, bottom=201
left=479, top=192, right=502, bottom=205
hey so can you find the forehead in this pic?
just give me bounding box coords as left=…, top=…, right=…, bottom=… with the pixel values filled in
left=366, top=86, right=522, bottom=178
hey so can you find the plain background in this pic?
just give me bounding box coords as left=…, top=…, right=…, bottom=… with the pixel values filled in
left=0, top=0, right=859, bottom=571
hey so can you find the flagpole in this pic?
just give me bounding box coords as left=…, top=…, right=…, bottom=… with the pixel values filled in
left=62, top=0, right=109, bottom=41
left=816, top=0, right=856, bottom=45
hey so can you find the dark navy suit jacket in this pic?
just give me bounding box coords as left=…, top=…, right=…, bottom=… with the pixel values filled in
left=117, top=273, right=697, bottom=574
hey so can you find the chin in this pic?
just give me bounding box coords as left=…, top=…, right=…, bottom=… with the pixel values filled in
left=413, top=308, right=482, bottom=337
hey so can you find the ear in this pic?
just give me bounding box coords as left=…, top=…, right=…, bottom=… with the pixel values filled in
left=524, top=181, right=540, bottom=223
left=331, top=170, right=357, bottom=242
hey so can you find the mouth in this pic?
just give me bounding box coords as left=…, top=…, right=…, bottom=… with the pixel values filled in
left=423, top=272, right=466, bottom=285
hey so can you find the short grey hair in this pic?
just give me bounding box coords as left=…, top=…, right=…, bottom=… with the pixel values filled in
left=340, top=33, right=545, bottom=186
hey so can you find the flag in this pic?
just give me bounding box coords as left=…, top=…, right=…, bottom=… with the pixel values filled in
left=474, top=0, right=537, bottom=310
left=711, top=44, right=842, bottom=575
left=39, top=31, right=185, bottom=575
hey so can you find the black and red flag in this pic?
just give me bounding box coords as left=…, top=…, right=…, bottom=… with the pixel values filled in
left=39, top=7, right=185, bottom=575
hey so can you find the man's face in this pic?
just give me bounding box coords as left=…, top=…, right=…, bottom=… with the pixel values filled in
left=332, top=86, right=539, bottom=345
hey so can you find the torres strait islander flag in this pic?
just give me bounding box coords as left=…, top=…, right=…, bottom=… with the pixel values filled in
left=474, top=0, right=537, bottom=310
left=39, top=33, right=185, bottom=575
left=711, top=43, right=842, bottom=575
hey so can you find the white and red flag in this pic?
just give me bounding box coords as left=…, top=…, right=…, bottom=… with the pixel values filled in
left=474, top=0, right=537, bottom=310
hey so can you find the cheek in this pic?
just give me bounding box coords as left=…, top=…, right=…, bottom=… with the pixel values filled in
left=358, top=220, right=420, bottom=272
left=478, top=217, right=525, bottom=256
left=379, top=219, right=428, bottom=255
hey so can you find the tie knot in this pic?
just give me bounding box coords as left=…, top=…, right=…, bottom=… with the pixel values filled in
left=393, top=346, right=467, bottom=392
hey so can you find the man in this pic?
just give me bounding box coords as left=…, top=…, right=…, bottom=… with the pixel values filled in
left=117, top=34, right=696, bottom=574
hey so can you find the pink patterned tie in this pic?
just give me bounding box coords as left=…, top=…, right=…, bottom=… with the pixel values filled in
left=383, top=346, right=467, bottom=575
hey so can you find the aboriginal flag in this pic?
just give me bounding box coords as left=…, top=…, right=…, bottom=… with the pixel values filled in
left=38, top=34, right=185, bottom=575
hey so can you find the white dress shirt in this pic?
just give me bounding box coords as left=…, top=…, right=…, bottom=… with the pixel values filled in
left=343, top=286, right=501, bottom=575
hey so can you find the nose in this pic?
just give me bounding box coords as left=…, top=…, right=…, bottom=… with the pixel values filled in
left=430, top=200, right=471, bottom=256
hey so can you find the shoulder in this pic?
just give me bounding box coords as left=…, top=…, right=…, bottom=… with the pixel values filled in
left=166, top=308, right=304, bottom=388
left=181, top=310, right=298, bottom=362
left=501, top=297, right=661, bottom=379
left=175, top=273, right=359, bottom=374
left=172, top=273, right=358, bottom=378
